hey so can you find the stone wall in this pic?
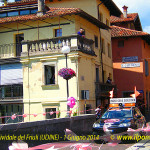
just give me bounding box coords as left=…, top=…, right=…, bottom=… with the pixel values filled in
left=0, top=114, right=95, bottom=149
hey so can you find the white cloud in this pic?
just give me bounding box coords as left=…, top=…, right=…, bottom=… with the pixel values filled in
left=113, top=0, right=150, bottom=32
left=113, top=0, right=150, bottom=16
left=143, top=26, right=150, bottom=34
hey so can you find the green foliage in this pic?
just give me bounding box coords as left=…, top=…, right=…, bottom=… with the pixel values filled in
left=73, top=110, right=77, bottom=116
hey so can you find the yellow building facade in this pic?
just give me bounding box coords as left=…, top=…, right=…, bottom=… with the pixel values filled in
left=21, top=13, right=106, bottom=121
left=0, top=0, right=121, bottom=122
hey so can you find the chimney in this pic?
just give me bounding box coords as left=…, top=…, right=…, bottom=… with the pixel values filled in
left=4, top=0, right=7, bottom=6
left=122, top=5, right=128, bottom=18
left=37, top=0, right=45, bottom=16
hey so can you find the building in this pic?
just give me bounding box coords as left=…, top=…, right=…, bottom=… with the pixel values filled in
left=111, top=6, right=150, bottom=112
left=0, top=0, right=121, bottom=122
left=111, top=5, right=142, bottom=31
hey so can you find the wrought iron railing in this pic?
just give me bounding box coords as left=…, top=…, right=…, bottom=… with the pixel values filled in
left=95, top=82, right=117, bottom=98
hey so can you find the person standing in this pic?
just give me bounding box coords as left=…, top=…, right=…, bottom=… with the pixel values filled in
left=95, top=105, right=101, bottom=120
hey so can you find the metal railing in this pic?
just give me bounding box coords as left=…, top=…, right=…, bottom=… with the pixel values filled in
left=95, top=82, right=117, bottom=98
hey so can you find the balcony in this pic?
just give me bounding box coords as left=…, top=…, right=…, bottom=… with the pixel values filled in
left=0, top=43, right=22, bottom=59
left=95, top=82, right=117, bottom=98
left=21, top=35, right=95, bottom=57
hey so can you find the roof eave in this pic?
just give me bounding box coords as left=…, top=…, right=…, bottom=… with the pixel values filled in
left=77, top=10, right=110, bottom=29
left=101, top=0, right=122, bottom=17
left=112, top=35, right=150, bottom=45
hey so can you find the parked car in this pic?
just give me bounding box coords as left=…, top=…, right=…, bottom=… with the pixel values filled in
left=93, top=105, right=146, bottom=135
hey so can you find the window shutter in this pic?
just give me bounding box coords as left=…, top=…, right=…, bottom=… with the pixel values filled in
left=145, top=60, right=149, bottom=76
left=81, top=90, right=89, bottom=100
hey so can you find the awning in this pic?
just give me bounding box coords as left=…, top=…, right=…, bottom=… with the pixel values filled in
left=0, top=63, right=23, bottom=85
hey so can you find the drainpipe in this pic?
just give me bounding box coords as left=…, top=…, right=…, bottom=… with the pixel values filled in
left=3, top=0, right=7, bottom=6
left=97, top=2, right=104, bottom=83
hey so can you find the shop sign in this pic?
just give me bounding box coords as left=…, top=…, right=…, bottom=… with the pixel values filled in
left=122, top=56, right=138, bottom=62
left=121, top=63, right=140, bottom=68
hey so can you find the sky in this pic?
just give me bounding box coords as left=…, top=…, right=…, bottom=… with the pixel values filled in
left=113, top=0, right=150, bottom=33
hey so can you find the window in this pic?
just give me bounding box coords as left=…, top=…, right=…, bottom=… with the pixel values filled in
left=55, top=28, right=62, bottom=37
left=103, top=70, right=106, bottom=83
left=94, top=36, right=98, bottom=48
left=45, top=108, right=56, bottom=119
left=8, top=11, right=19, bottom=17
left=0, top=13, right=7, bottom=18
left=101, top=38, right=105, bottom=53
left=20, top=10, right=30, bottom=15
left=96, top=67, right=99, bottom=82
left=0, top=9, right=38, bottom=18
left=5, top=86, right=12, bottom=98
left=16, top=34, right=24, bottom=57
left=99, top=12, right=103, bottom=22
left=13, top=85, right=23, bottom=97
left=0, top=85, right=23, bottom=99
left=45, top=65, right=55, bottom=85
left=145, top=59, right=149, bottom=76
left=81, top=90, right=89, bottom=100
left=108, top=43, right=111, bottom=58
left=118, top=40, right=124, bottom=47
left=109, top=73, right=112, bottom=81
left=30, top=9, right=38, bottom=14
left=106, top=19, right=109, bottom=26
left=11, top=105, right=13, bottom=112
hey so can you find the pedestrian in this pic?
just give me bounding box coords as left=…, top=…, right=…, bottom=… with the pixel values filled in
left=95, top=105, right=101, bottom=120
left=106, top=77, right=112, bottom=84
left=77, top=28, right=85, bottom=37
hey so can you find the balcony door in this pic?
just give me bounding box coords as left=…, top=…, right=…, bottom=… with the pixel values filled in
left=96, top=67, right=99, bottom=82
left=16, top=34, right=24, bottom=57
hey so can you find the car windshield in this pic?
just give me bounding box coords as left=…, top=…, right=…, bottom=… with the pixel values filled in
left=101, top=109, right=132, bottom=119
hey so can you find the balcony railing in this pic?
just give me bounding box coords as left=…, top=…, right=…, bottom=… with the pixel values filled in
left=21, top=35, right=95, bottom=57
left=0, top=43, right=22, bottom=59
left=95, top=82, right=117, bottom=98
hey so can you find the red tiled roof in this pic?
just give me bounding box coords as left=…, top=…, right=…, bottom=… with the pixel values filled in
left=111, top=26, right=149, bottom=38
left=110, top=13, right=138, bottom=23
left=0, top=8, right=81, bottom=24
left=111, top=26, right=150, bottom=44
left=0, top=7, right=109, bottom=29
left=6, top=0, right=122, bottom=17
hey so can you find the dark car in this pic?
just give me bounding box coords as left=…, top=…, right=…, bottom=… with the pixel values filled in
left=93, top=106, right=146, bottom=135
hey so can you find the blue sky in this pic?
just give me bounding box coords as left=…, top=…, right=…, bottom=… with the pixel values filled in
left=113, top=0, right=150, bottom=33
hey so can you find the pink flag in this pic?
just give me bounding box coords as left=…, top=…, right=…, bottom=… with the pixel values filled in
left=109, top=88, right=114, bottom=98
left=130, top=86, right=140, bottom=98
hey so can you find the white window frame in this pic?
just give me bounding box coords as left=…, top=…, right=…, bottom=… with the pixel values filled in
left=42, top=62, right=58, bottom=86
left=43, top=106, right=58, bottom=119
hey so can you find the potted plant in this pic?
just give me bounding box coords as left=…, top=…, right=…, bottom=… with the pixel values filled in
left=58, top=68, right=76, bottom=80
